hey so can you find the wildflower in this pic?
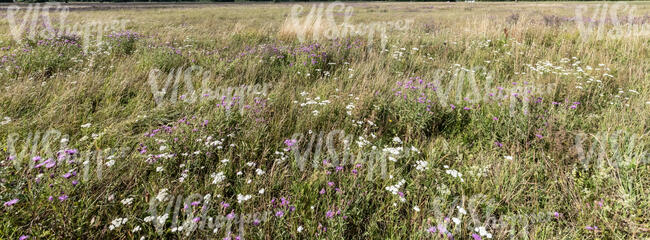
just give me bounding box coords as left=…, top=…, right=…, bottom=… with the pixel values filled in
left=415, top=161, right=429, bottom=171
left=237, top=194, right=252, bottom=203
left=0, top=117, right=11, bottom=125
left=474, top=227, right=492, bottom=238
left=105, top=159, right=115, bottom=167
left=211, top=172, right=226, bottom=184
left=457, top=206, right=467, bottom=215
left=155, top=189, right=169, bottom=202
left=275, top=211, right=284, bottom=217
left=297, top=226, right=303, bottom=233
left=413, top=206, right=420, bottom=212
left=81, top=123, right=91, bottom=128
left=109, top=218, right=128, bottom=230
left=59, top=195, right=69, bottom=201
left=504, top=156, right=513, bottom=160
left=472, top=233, right=482, bottom=240
left=4, top=199, right=18, bottom=207
left=284, top=139, right=297, bottom=151
left=120, top=197, right=134, bottom=205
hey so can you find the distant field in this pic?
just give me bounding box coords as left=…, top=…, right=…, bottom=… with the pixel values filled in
left=0, top=2, right=648, bottom=239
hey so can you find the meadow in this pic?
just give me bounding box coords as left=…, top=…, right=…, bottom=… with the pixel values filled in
left=0, top=1, right=649, bottom=239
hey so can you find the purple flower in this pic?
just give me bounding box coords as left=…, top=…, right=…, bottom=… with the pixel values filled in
left=45, top=159, right=56, bottom=169
left=471, top=234, right=482, bottom=240
left=284, top=139, right=297, bottom=151
left=327, top=182, right=334, bottom=187
left=275, top=211, right=284, bottom=217
left=58, top=195, right=68, bottom=201
left=4, top=198, right=18, bottom=207
left=19, top=236, right=29, bottom=240
left=427, top=226, right=437, bottom=233
left=319, top=188, right=326, bottom=195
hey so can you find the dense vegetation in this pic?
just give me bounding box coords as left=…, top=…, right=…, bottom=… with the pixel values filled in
left=1, top=2, right=649, bottom=239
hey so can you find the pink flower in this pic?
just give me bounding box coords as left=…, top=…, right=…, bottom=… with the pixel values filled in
left=319, top=188, right=326, bottom=195
left=472, top=233, right=482, bottom=240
